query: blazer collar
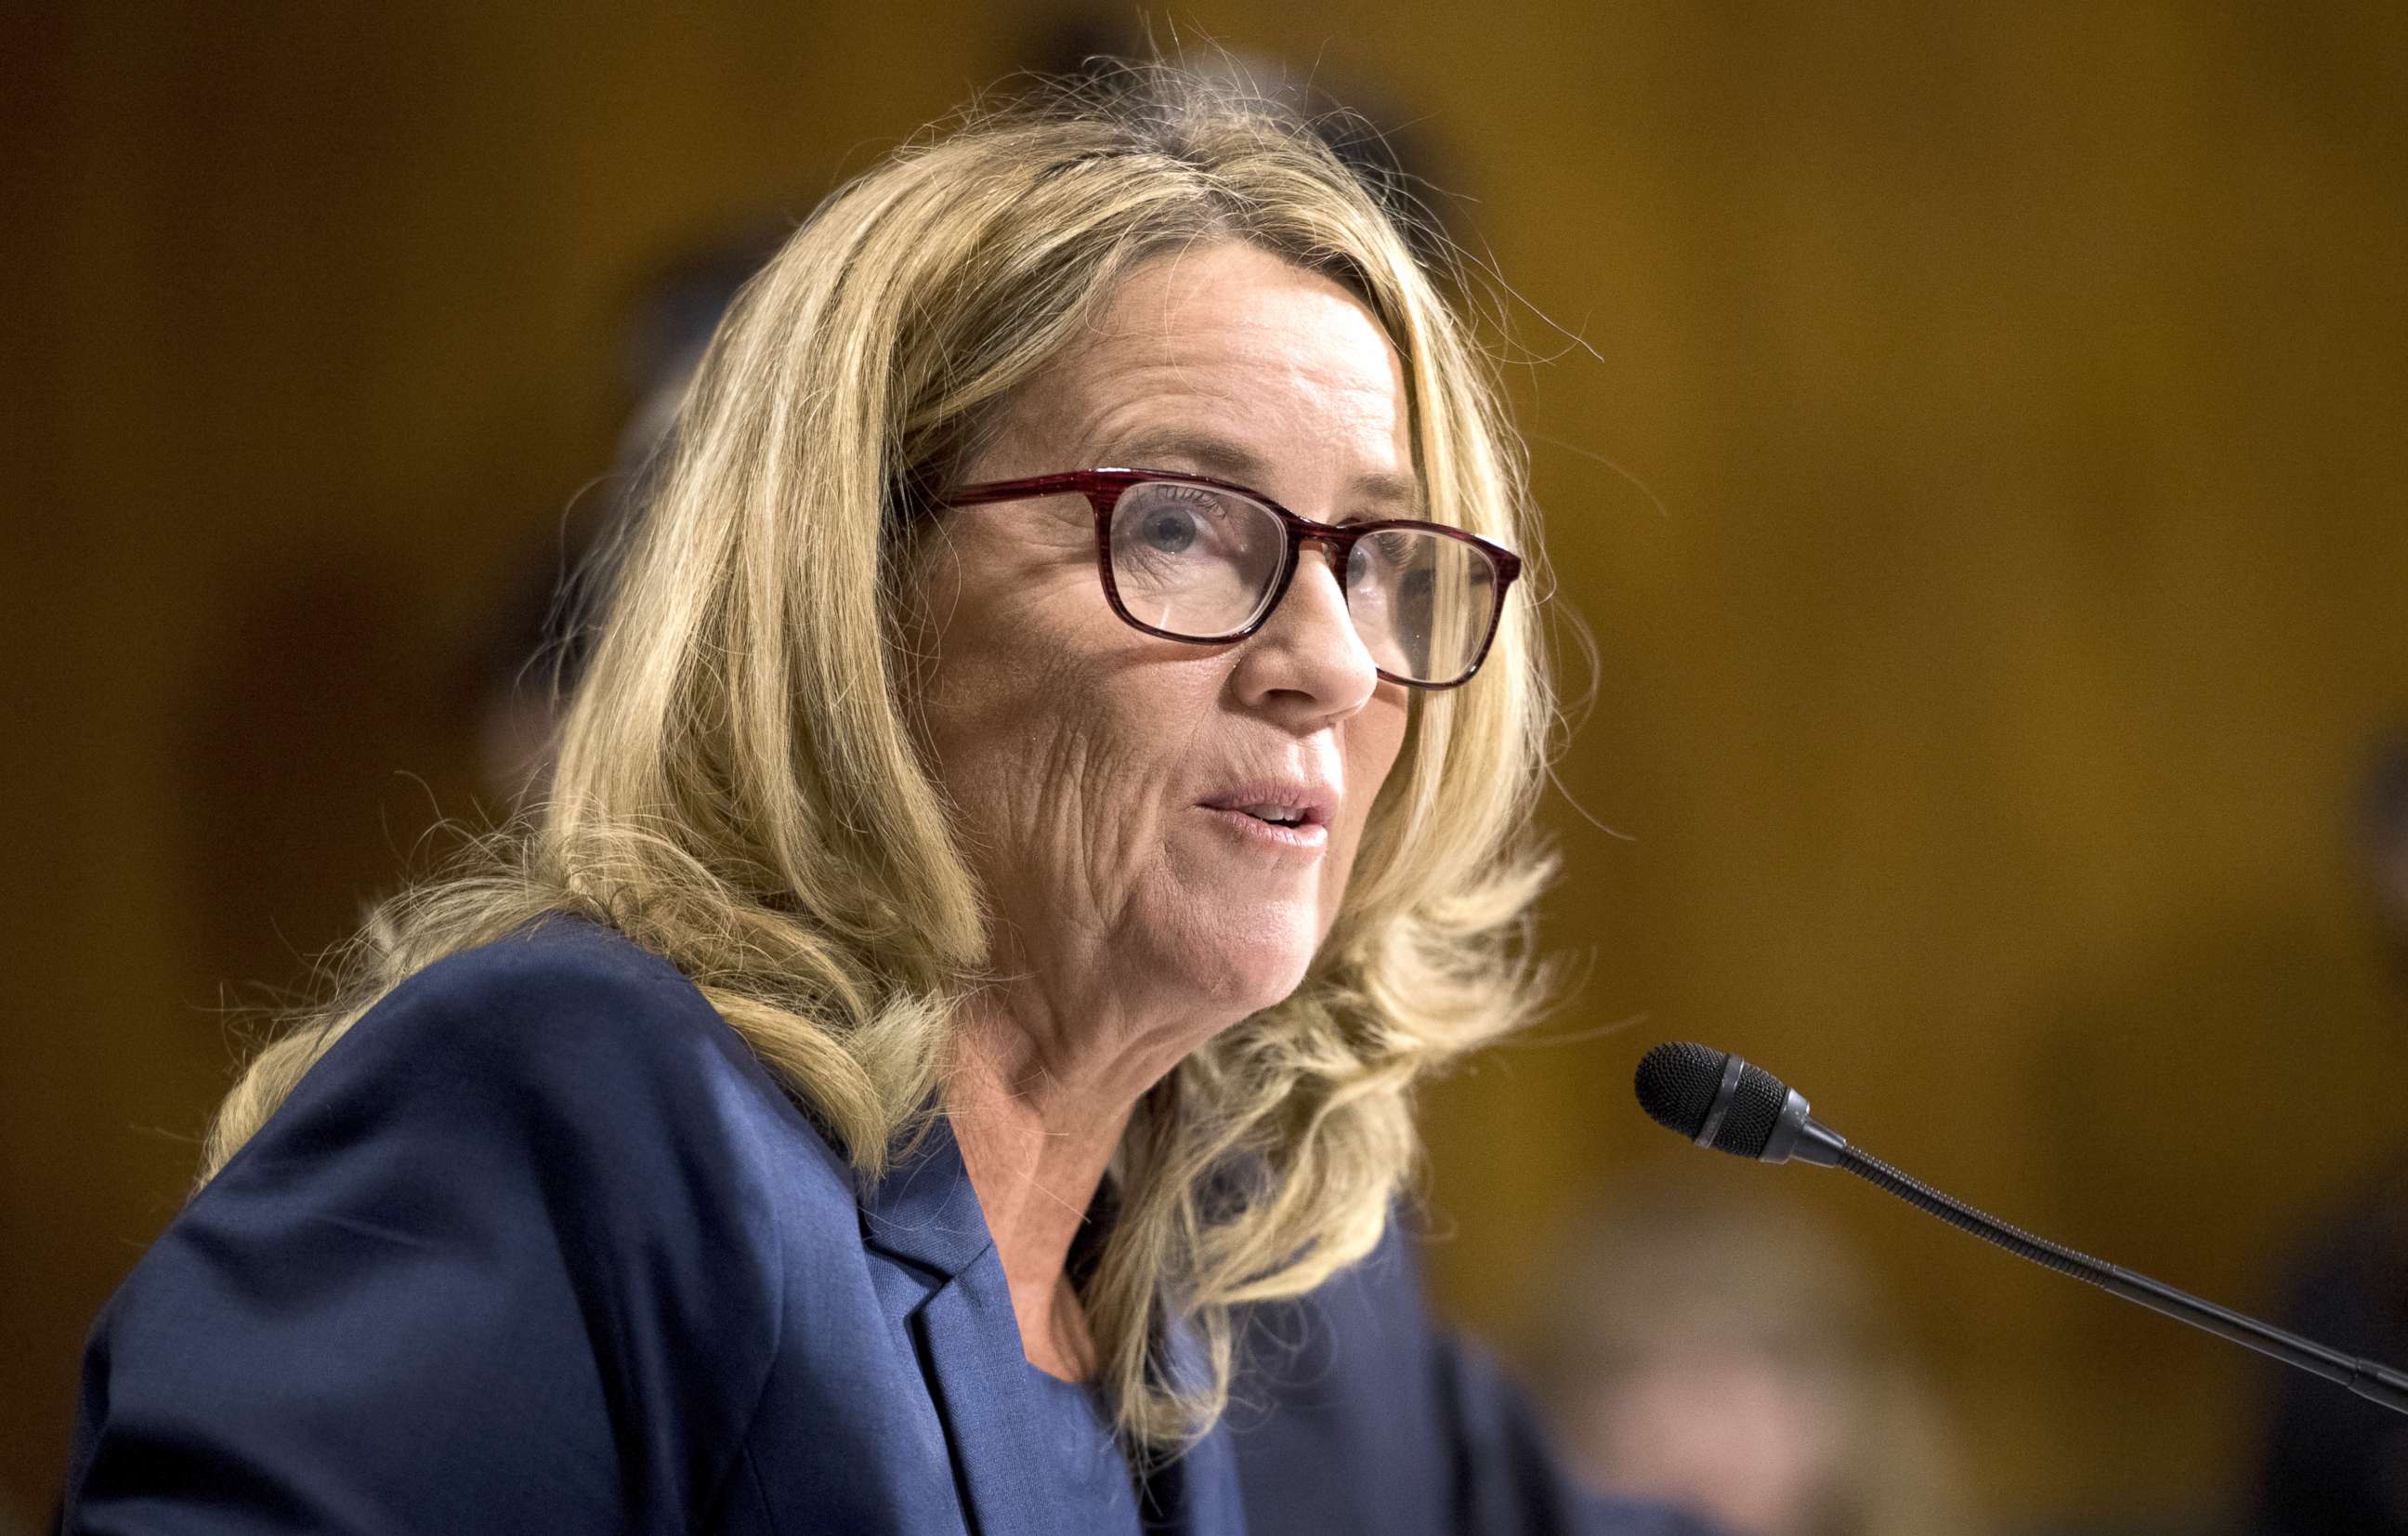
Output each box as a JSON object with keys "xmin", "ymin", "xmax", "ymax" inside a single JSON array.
[
  {"xmin": 855, "ymin": 1109, "xmax": 1248, "ymax": 1536},
  {"xmin": 858, "ymin": 1109, "xmax": 995, "ymax": 1279},
  {"xmin": 855, "ymin": 1112, "xmax": 1067, "ymax": 1536}
]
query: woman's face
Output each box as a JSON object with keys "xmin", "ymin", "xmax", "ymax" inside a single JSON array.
[{"xmin": 910, "ymin": 241, "xmax": 1415, "ymax": 1057}]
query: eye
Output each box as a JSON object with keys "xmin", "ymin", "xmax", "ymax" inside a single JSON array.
[
  {"xmin": 1140, "ymin": 505, "xmax": 1197, "ymax": 554},
  {"xmin": 1124, "ymin": 482, "xmax": 1226, "ymax": 558},
  {"xmin": 1349, "ymin": 529, "xmax": 1414, "ymax": 577}
]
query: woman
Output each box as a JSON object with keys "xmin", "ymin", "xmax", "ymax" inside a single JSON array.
[{"xmin": 64, "ymin": 70, "xmax": 1713, "ymax": 1535}]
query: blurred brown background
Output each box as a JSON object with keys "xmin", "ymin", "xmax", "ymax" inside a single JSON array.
[{"xmin": 7, "ymin": 2, "xmax": 2406, "ymax": 1529}]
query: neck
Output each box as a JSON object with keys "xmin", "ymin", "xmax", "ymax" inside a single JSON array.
[{"xmin": 942, "ymin": 989, "xmax": 1204, "ymax": 1383}]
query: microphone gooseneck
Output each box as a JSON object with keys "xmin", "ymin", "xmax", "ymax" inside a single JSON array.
[{"xmin": 1632, "ymin": 1040, "xmax": 2408, "ymax": 1418}]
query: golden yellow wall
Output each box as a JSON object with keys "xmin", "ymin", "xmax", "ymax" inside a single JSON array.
[{"xmin": 8, "ymin": 4, "xmax": 2405, "ymax": 1526}]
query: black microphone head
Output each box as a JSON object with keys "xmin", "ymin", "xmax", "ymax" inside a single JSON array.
[
  {"xmin": 1634, "ymin": 1041, "xmax": 1792, "ymax": 1159},
  {"xmin": 1633, "ymin": 1041, "xmax": 1727, "ymax": 1136}
]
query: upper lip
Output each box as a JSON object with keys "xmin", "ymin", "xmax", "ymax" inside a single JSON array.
[{"xmin": 1198, "ymin": 779, "xmax": 1338, "ymax": 827}]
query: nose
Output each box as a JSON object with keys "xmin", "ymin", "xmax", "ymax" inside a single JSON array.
[{"xmin": 1230, "ymin": 541, "xmax": 1382, "ymax": 721}]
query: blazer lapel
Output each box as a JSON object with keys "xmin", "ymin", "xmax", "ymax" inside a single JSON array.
[{"xmin": 858, "ymin": 1113, "xmax": 1058, "ymax": 1536}]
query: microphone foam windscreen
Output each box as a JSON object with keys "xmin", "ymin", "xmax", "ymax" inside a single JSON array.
[{"xmin": 1633, "ymin": 1042, "xmax": 1728, "ymax": 1137}]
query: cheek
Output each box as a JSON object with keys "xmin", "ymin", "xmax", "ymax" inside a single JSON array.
[
  {"xmin": 1326, "ymin": 694, "xmax": 1413, "ymax": 888},
  {"xmin": 911, "ymin": 549, "xmax": 1092, "ymax": 824},
  {"xmin": 1357, "ymin": 692, "xmax": 1411, "ymax": 785},
  {"xmin": 919, "ymin": 624, "xmax": 1214, "ymax": 899},
  {"xmin": 923, "ymin": 649, "xmax": 1095, "ymax": 847}
]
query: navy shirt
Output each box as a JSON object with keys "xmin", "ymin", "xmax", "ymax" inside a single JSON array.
[{"xmin": 64, "ymin": 913, "xmax": 1717, "ymax": 1535}]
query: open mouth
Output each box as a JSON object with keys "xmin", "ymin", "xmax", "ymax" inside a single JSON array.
[
  {"xmin": 1198, "ymin": 796, "xmax": 1330, "ymax": 850},
  {"xmin": 1197, "ymin": 784, "xmax": 1333, "ymax": 847}
]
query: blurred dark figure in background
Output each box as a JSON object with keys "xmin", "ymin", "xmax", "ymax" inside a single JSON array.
[
  {"xmin": 2243, "ymin": 728, "xmax": 2408, "ymax": 1534},
  {"xmin": 1524, "ymin": 1175, "xmax": 1986, "ymax": 1536},
  {"xmin": 458, "ymin": 226, "xmax": 785, "ymax": 807}
]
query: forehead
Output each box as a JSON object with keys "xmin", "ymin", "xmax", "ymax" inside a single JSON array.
[{"xmin": 1003, "ymin": 242, "xmax": 1418, "ymax": 505}]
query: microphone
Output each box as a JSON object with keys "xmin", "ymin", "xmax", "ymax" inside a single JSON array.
[{"xmin": 1632, "ymin": 1040, "xmax": 2408, "ymax": 1417}]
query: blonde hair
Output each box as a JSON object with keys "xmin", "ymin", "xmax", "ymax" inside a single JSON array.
[{"xmin": 203, "ymin": 65, "xmax": 1558, "ymax": 1453}]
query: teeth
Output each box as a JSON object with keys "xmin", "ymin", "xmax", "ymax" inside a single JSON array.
[{"xmin": 1243, "ymin": 803, "xmax": 1302, "ymax": 824}]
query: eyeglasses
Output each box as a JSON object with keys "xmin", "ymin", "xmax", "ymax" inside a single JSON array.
[{"xmin": 935, "ymin": 468, "xmax": 1523, "ymax": 689}]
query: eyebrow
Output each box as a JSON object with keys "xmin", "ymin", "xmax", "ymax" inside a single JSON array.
[{"xmin": 1100, "ymin": 427, "xmax": 1426, "ymax": 518}]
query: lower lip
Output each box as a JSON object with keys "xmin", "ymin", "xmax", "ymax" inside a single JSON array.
[{"xmin": 1200, "ymin": 807, "xmax": 1328, "ymax": 854}]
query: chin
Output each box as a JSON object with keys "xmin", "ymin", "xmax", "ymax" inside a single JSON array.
[
  {"xmin": 1185, "ymin": 922, "xmax": 1323, "ymax": 1018},
  {"xmin": 1229, "ymin": 957, "xmax": 1315, "ymax": 1017},
  {"xmin": 1137, "ymin": 877, "xmax": 1333, "ymax": 1019}
]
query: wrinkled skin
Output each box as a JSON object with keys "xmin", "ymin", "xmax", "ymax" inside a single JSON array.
[
  {"xmin": 911, "ymin": 239, "xmax": 1415, "ymax": 1099},
  {"xmin": 906, "ymin": 240, "xmax": 1419, "ymax": 1378}
]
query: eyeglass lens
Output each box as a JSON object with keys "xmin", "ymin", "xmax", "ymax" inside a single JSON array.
[{"xmin": 1106, "ymin": 480, "xmax": 1498, "ymax": 686}]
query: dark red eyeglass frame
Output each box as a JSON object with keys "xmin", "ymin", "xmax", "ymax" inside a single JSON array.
[{"xmin": 934, "ymin": 467, "xmax": 1524, "ymax": 690}]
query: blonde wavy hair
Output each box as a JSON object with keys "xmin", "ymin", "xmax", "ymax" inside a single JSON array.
[{"xmin": 203, "ymin": 66, "xmax": 1559, "ymax": 1452}]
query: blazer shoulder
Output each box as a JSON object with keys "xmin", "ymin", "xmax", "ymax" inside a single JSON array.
[
  {"xmin": 73, "ymin": 912, "xmax": 846, "ymax": 1531},
  {"xmin": 214, "ymin": 911, "xmax": 857, "ymax": 1222},
  {"xmin": 351, "ymin": 914, "xmax": 779, "ymax": 1105},
  {"xmin": 372, "ymin": 910, "xmax": 741, "ymax": 1073}
]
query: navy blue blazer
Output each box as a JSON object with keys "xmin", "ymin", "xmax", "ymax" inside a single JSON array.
[{"xmin": 66, "ymin": 913, "xmax": 1715, "ymax": 1535}]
